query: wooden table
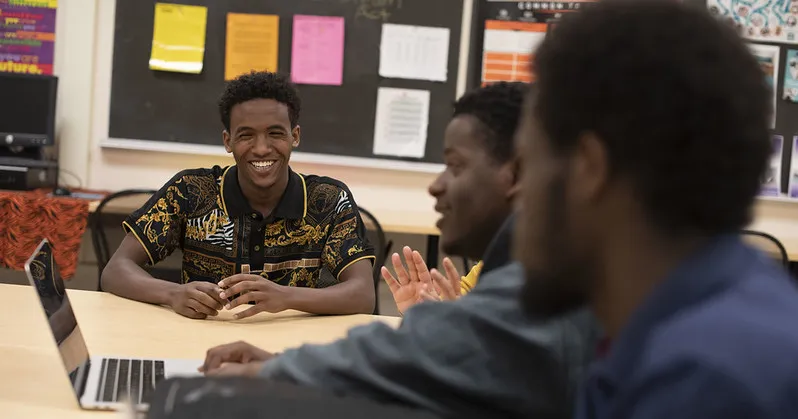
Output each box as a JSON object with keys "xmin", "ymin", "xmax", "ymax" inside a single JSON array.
[
  {"xmin": 748, "ymin": 218, "xmax": 798, "ymax": 261},
  {"xmin": 0, "ymin": 284, "xmax": 400, "ymax": 418}
]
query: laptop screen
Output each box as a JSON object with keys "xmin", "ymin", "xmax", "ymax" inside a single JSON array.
[{"xmin": 25, "ymin": 239, "xmax": 91, "ymax": 400}]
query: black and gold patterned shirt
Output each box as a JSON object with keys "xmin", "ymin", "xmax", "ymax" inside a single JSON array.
[{"xmin": 123, "ymin": 165, "xmax": 375, "ymax": 288}]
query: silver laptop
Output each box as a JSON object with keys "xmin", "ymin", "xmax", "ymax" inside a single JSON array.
[{"xmin": 25, "ymin": 238, "xmax": 201, "ymax": 411}]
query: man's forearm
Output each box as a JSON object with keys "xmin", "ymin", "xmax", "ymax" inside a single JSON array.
[
  {"xmin": 102, "ymin": 260, "xmax": 179, "ymax": 306},
  {"xmin": 282, "ymin": 281, "xmax": 374, "ymax": 315}
]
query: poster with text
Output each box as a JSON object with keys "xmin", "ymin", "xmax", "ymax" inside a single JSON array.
[
  {"xmin": 762, "ymin": 135, "xmax": 784, "ymax": 196},
  {"xmin": 749, "ymin": 43, "xmax": 780, "ymax": 129},
  {"xmin": 0, "ymin": 0, "xmax": 57, "ymax": 75},
  {"xmin": 481, "ymin": 21, "xmax": 546, "ymax": 86},
  {"xmin": 783, "ymin": 49, "xmax": 798, "ymax": 102},
  {"xmin": 479, "ymin": 1, "xmax": 595, "ymax": 87},
  {"xmin": 708, "ymin": 0, "xmax": 798, "ymax": 44}
]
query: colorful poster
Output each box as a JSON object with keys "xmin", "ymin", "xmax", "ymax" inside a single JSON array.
[
  {"xmin": 790, "ymin": 136, "xmax": 798, "ymax": 198},
  {"xmin": 749, "ymin": 43, "xmax": 780, "ymax": 129},
  {"xmin": 708, "ymin": 0, "xmax": 798, "ymax": 44},
  {"xmin": 0, "ymin": 0, "xmax": 57, "ymax": 75},
  {"xmin": 149, "ymin": 3, "xmax": 208, "ymax": 74},
  {"xmin": 481, "ymin": 21, "xmax": 546, "ymax": 86},
  {"xmin": 479, "ymin": 1, "xmax": 595, "ymax": 87},
  {"xmin": 783, "ymin": 49, "xmax": 798, "ymax": 102},
  {"xmin": 225, "ymin": 13, "xmax": 279, "ymax": 80},
  {"xmin": 762, "ymin": 135, "xmax": 784, "ymax": 196},
  {"xmin": 290, "ymin": 15, "xmax": 345, "ymax": 86}
]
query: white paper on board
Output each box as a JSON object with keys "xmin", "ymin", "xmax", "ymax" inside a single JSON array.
[
  {"xmin": 748, "ymin": 43, "xmax": 780, "ymax": 129},
  {"xmin": 379, "ymin": 23, "xmax": 450, "ymax": 82},
  {"xmin": 373, "ymin": 87, "xmax": 430, "ymax": 159}
]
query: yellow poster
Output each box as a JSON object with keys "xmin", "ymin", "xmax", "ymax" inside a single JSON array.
[
  {"xmin": 149, "ymin": 3, "xmax": 208, "ymax": 74},
  {"xmin": 225, "ymin": 13, "xmax": 279, "ymax": 80}
]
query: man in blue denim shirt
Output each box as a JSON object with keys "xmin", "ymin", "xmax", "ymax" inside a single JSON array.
[{"xmin": 513, "ymin": 1, "xmax": 798, "ymax": 418}]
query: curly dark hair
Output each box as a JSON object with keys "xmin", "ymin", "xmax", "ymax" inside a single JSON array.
[
  {"xmin": 218, "ymin": 71, "xmax": 301, "ymax": 131},
  {"xmin": 533, "ymin": 0, "xmax": 772, "ymax": 235},
  {"xmin": 453, "ymin": 81, "xmax": 530, "ymax": 163}
]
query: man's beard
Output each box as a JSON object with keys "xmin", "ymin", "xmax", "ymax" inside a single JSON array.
[{"xmin": 520, "ymin": 174, "xmax": 592, "ymax": 320}]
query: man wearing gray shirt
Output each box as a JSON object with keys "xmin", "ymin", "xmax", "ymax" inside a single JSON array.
[{"xmin": 200, "ymin": 217, "xmax": 598, "ymax": 419}]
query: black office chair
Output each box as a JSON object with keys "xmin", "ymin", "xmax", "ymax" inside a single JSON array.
[
  {"xmin": 91, "ymin": 189, "xmax": 181, "ymax": 291},
  {"xmin": 462, "ymin": 257, "xmax": 474, "ymax": 274},
  {"xmin": 740, "ymin": 229, "xmax": 789, "ymax": 269},
  {"xmin": 358, "ymin": 207, "xmax": 389, "ymax": 315}
]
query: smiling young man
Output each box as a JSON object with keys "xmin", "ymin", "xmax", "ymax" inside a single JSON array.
[
  {"xmin": 515, "ymin": 2, "xmax": 798, "ymax": 418},
  {"xmin": 102, "ymin": 72, "xmax": 376, "ymax": 318},
  {"xmin": 382, "ymin": 82, "xmax": 526, "ymax": 313}
]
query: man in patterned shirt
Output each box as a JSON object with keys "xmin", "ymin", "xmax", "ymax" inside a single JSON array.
[{"xmin": 102, "ymin": 72, "xmax": 376, "ymax": 319}]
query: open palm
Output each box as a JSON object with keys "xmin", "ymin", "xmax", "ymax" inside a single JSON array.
[{"xmin": 380, "ymin": 247, "xmax": 433, "ymax": 314}]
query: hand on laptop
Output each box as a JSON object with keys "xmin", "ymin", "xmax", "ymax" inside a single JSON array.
[
  {"xmin": 199, "ymin": 340, "xmax": 276, "ymax": 376},
  {"xmin": 168, "ymin": 282, "xmax": 226, "ymax": 319},
  {"xmin": 204, "ymin": 361, "xmax": 265, "ymax": 377},
  {"xmin": 218, "ymin": 274, "xmax": 288, "ymax": 319}
]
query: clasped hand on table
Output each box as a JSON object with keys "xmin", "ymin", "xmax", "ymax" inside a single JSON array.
[{"xmin": 167, "ymin": 274, "xmax": 287, "ymax": 320}]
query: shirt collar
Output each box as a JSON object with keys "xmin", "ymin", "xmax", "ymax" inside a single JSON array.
[
  {"xmin": 220, "ymin": 165, "xmax": 307, "ymax": 220},
  {"xmin": 597, "ymin": 234, "xmax": 760, "ymax": 383}
]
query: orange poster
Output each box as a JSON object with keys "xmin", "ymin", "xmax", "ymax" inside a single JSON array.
[
  {"xmin": 225, "ymin": 13, "xmax": 279, "ymax": 80},
  {"xmin": 481, "ymin": 20, "xmax": 547, "ymax": 86}
]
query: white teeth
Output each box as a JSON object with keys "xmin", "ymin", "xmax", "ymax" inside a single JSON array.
[{"xmin": 250, "ymin": 161, "xmax": 275, "ymax": 169}]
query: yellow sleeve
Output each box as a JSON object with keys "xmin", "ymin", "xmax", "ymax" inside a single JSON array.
[{"xmin": 460, "ymin": 261, "xmax": 483, "ymax": 295}]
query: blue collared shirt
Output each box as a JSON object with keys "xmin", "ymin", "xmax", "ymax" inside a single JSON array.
[{"xmin": 578, "ymin": 235, "xmax": 798, "ymax": 419}]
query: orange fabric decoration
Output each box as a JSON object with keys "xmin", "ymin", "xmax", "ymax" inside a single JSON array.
[{"xmin": 0, "ymin": 189, "xmax": 91, "ymax": 279}]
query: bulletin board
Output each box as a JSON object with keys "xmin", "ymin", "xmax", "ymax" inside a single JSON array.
[
  {"xmin": 698, "ymin": 0, "xmax": 798, "ymax": 197},
  {"xmin": 470, "ymin": 0, "xmax": 798, "ymax": 198},
  {"xmin": 107, "ymin": 0, "xmax": 466, "ymax": 165}
]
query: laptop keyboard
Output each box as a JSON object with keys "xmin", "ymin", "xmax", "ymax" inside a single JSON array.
[{"xmin": 95, "ymin": 358, "xmax": 166, "ymax": 404}]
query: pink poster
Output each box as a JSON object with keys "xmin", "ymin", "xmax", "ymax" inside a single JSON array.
[{"xmin": 290, "ymin": 15, "xmax": 345, "ymax": 86}]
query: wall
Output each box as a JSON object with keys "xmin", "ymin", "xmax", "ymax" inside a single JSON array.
[
  {"xmin": 52, "ymin": 0, "xmax": 96, "ymax": 183},
  {"xmin": 52, "ymin": 0, "xmax": 798, "ymax": 260}
]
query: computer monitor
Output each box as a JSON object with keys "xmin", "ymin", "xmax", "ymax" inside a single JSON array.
[{"xmin": 0, "ymin": 73, "xmax": 57, "ymax": 147}]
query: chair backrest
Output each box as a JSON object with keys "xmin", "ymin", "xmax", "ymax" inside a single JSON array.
[
  {"xmin": 91, "ymin": 189, "xmax": 157, "ymax": 290},
  {"xmin": 358, "ymin": 207, "xmax": 389, "ymax": 315},
  {"xmin": 740, "ymin": 229, "xmax": 789, "ymax": 269}
]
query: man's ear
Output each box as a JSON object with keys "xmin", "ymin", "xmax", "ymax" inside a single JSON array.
[
  {"xmin": 292, "ymin": 125, "xmax": 301, "ymax": 148},
  {"xmin": 223, "ymin": 130, "xmax": 232, "ymax": 153},
  {"xmin": 505, "ymin": 157, "xmax": 522, "ymax": 200},
  {"xmin": 569, "ymin": 132, "xmax": 609, "ymax": 205}
]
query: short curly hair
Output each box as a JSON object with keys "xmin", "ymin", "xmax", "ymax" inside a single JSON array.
[
  {"xmin": 218, "ymin": 71, "xmax": 301, "ymax": 131},
  {"xmin": 533, "ymin": 0, "xmax": 771, "ymax": 235},
  {"xmin": 453, "ymin": 81, "xmax": 529, "ymax": 163}
]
